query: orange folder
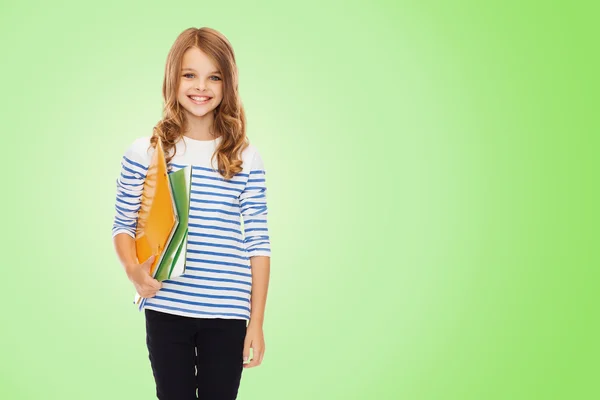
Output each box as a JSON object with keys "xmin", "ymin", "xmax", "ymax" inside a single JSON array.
[{"xmin": 133, "ymin": 138, "xmax": 178, "ymax": 305}]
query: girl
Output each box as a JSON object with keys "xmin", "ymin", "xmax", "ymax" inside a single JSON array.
[{"xmin": 112, "ymin": 27, "xmax": 271, "ymax": 400}]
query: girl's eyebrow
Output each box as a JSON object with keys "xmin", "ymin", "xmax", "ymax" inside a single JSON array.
[{"xmin": 182, "ymin": 67, "xmax": 221, "ymax": 74}]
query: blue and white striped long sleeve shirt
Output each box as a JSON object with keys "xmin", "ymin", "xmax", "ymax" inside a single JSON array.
[{"xmin": 112, "ymin": 135, "xmax": 271, "ymax": 320}]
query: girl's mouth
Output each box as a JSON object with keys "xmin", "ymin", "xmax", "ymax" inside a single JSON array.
[{"xmin": 188, "ymin": 95, "xmax": 212, "ymax": 105}]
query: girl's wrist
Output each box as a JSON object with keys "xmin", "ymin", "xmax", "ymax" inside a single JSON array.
[
  {"xmin": 248, "ymin": 316, "xmax": 264, "ymax": 328},
  {"xmin": 124, "ymin": 262, "xmax": 139, "ymax": 279}
]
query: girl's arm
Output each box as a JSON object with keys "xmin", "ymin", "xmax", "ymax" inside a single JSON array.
[
  {"xmin": 113, "ymin": 233, "xmax": 139, "ymax": 278},
  {"xmin": 239, "ymin": 149, "xmax": 272, "ymax": 325},
  {"xmin": 249, "ymin": 255, "xmax": 270, "ymax": 327},
  {"xmin": 112, "ymin": 140, "xmax": 146, "ymax": 278},
  {"xmin": 114, "ymin": 233, "xmax": 161, "ymax": 296}
]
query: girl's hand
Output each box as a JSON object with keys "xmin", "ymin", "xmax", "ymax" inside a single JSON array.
[
  {"xmin": 127, "ymin": 255, "xmax": 163, "ymax": 298},
  {"xmin": 243, "ymin": 323, "xmax": 265, "ymax": 368}
]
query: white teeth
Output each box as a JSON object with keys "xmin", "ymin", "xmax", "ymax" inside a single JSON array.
[{"xmin": 190, "ymin": 96, "xmax": 210, "ymax": 101}]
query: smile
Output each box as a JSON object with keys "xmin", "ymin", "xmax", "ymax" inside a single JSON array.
[{"xmin": 188, "ymin": 95, "xmax": 212, "ymax": 105}]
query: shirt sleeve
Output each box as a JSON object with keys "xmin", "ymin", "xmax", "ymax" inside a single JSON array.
[
  {"xmin": 112, "ymin": 140, "xmax": 149, "ymax": 239},
  {"xmin": 239, "ymin": 150, "xmax": 272, "ymax": 258}
]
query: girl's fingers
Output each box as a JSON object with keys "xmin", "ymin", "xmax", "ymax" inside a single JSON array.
[
  {"xmin": 244, "ymin": 350, "xmax": 263, "ymax": 368},
  {"xmin": 150, "ymin": 280, "xmax": 162, "ymax": 290},
  {"xmin": 242, "ymin": 343, "xmax": 251, "ymax": 364},
  {"xmin": 145, "ymin": 277, "xmax": 162, "ymax": 290}
]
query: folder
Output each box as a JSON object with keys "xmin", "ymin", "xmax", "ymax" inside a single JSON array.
[
  {"xmin": 133, "ymin": 138, "xmax": 179, "ymax": 306},
  {"xmin": 153, "ymin": 165, "xmax": 192, "ymax": 282}
]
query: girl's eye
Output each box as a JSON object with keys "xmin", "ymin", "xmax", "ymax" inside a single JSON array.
[{"xmin": 182, "ymin": 74, "xmax": 220, "ymax": 81}]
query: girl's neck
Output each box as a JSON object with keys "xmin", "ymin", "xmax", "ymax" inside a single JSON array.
[{"xmin": 183, "ymin": 112, "xmax": 218, "ymax": 141}]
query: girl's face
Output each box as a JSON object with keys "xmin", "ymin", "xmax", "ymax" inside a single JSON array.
[{"xmin": 177, "ymin": 47, "xmax": 223, "ymax": 119}]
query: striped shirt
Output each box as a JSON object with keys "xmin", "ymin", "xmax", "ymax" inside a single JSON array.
[{"xmin": 112, "ymin": 135, "xmax": 271, "ymax": 320}]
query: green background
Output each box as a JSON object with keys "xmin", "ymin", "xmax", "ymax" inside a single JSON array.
[{"xmin": 1, "ymin": 1, "xmax": 597, "ymax": 399}]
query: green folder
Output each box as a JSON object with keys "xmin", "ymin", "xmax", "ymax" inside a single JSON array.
[{"xmin": 152, "ymin": 166, "xmax": 192, "ymax": 281}]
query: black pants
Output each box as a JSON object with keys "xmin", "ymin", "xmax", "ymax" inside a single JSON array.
[{"xmin": 145, "ymin": 308, "xmax": 247, "ymax": 400}]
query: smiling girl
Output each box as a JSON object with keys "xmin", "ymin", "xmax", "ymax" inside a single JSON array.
[{"xmin": 112, "ymin": 27, "xmax": 271, "ymax": 399}]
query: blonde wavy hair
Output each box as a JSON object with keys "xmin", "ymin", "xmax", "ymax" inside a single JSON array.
[{"xmin": 148, "ymin": 27, "xmax": 248, "ymax": 180}]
